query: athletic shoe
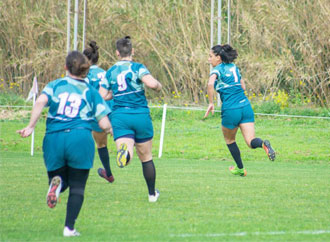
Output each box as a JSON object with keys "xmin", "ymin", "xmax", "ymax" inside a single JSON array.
[
  {"xmin": 263, "ymin": 140, "xmax": 276, "ymax": 161},
  {"xmin": 46, "ymin": 176, "xmax": 62, "ymax": 208},
  {"xmin": 97, "ymin": 168, "xmax": 114, "ymax": 183},
  {"xmin": 63, "ymin": 226, "xmax": 81, "ymax": 237},
  {"xmin": 117, "ymin": 143, "xmax": 128, "ymax": 168},
  {"xmin": 148, "ymin": 189, "xmax": 160, "ymax": 202},
  {"xmin": 229, "ymin": 165, "xmax": 247, "ymax": 177}
]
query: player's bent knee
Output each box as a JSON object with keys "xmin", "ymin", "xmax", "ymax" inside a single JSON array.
[{"xmin": 69, "ymin": 187, "xmax": 85, "ymax": 196}]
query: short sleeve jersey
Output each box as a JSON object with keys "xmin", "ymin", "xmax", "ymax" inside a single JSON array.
[
  {"xmin": 42, "ymin": 76, "xmax": 111, "ymax": 133},
  {"xmin": 101, "ymin": 60, "xmax": 150, "ymax": 114},
  {"xmin": 210, "ymin": 63, "xmax": 249, "ymax": 110}
]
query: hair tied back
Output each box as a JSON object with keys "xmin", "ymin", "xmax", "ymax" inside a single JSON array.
[{"xmin": 89, "ymin": 41, "xmax": 99, "ymax": 52}]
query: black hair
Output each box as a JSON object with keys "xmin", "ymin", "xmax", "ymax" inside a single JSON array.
[
  {"xmin": 66, "ymin": 51, "xmax": 90, "ymax": 78},
  {"xmin": 116, "ymin": 36, "xmax": 132, "ymax": 57},
  {"xmin": 83, "ymin": 40, "xmax": 99, "ymax": 64},
  {"xmin": 211, "ymin": 44, "xmax": 238, "ymax": 63}
]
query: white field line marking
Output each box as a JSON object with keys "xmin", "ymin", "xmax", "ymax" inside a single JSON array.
[{"xmin": 170, "ymin": 230, "xmax": 330, "ymax": 238}]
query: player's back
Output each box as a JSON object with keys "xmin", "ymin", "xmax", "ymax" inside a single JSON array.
[
  {"xmin": 212, "ymin": 63, "xmax": 249, "ymax": 110},
  {"xmin": 87, "ymin": 65, "xmax": 106, "ymax": 90},
  {"xmin": 42, "ymin": 76, "xmax": 109, "ymax": 133},
  {"xmin": 105, "ymin": 60, "xmax": 150, "ymax": 113}
]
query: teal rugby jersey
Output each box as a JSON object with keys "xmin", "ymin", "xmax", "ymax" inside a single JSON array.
[
  {"xmin": 86, "ymin": 65, "xmax": 113, "ymax": 109},
  {"xmin": 86, "ymin": 65, "xmax": 106, "ymax": 90},
  {"xmin": 211, "ymin": 63, "xmax": 249, "ymax": 110},
  {"xmin": 42, "ymin": 76, "xmax": 111, "ymax": 133},
  {"xmin": 101, "ymin": 60, "xmax": 150, "ymax": 114}
]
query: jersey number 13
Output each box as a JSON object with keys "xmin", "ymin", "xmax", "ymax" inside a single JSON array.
[{"xmin": 57, "ymin": 92, "xmax": 82, "ymax": 118}]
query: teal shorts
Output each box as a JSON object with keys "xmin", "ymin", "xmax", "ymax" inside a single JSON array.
[
  {"xmin": 110, "ymin": 112, "xmax": 153, "ymax": 142},
  {"xmin": 43, "ymin": 128, "xmax": 95, "ymax": 171},
  {"xmin": 221, "ymin": 104, "xmax": 255, "ymax": 129}
]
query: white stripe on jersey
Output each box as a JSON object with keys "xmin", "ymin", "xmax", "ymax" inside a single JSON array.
[
  {"xmin": 218, "ymin": 83, "xmax": 242, "ymax": 89},
  {"xmin": 114, "ymin": 90, "xmax": 144, "ymax": 97}
]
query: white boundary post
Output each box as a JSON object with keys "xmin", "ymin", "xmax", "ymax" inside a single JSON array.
[
  {"xmin": 158, "ymin": 104, "xmax": 167, "ymax": 158},
  {"xmin": 30, "ymin": 92, "xmax": 36, "ymax": 156},
  {"xmin": 82, "ymin": 0, "xmax": 87, "ymax": 51},
  {"xmin": 73, "ymin": 0, "xmax": 79, "ymax": 50},
  {"xmin": 217, "ymin": 0, "xmax": 222, "ymax": 45},
  {"xmin": 66, "ymin": 0, "xmax": 71, "ymax": 53},
  {"xmin": 29, "ymin": 76, "xmax": 38, "ymax": 156},
  {"xmin": 227, "ymin": 0, "xmax": 231, "ymax": 44},
  {"xmin": 216, "ymin": 0, "xmax": 222, "ymax": 107},
  {"xmin": 210, "ymin": 0, "xmax": 215, "ymax": 73}
]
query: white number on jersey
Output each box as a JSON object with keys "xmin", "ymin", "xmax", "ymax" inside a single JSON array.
[
  {"xmin": 117, "ymin": 73, "xmax": 127, "ymax": 91},
  {"xmin": 97, "ymin": 72, "xmax": 106, "ymax": 81},
  {"xmin": 229, "ymin": 67, "xmax": 239, "ymax": 83},
  {"xmin": 57, "ymin": 92, "xmax": 82, "ymax": 118}
]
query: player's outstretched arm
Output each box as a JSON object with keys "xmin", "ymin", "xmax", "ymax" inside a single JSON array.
[
  {"xmin": 204, "ymin": 74, "xmax": 217, "ymax": 118},
  {"xmin": 17, "ymin": 94, "xmax": 48, "ymax": 137},
  {"xmin": 141, "ymin": 74, "xmax": 162, "ymax": 92}
]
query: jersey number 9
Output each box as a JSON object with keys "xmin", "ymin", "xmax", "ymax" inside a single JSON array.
[{"xmin": 117, "ymin": 73, "xmax": 128, "ymax": 91}]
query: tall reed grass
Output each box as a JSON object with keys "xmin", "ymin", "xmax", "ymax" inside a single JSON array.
[{"xmin": 0, "ymin": 0, "xmax": 329, "ymax": 106}]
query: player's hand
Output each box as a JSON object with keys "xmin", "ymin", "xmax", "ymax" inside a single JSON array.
[
  {"xmin": 16, "ymin": 127, "xmax": 34, "ymax": 138},
  {"xmin": 204, "ymin": 103, "xmax": 214, "ymax": 118}
]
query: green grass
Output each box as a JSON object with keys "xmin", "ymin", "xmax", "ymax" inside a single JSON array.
[
  {"xmin": 1, "ymin": 154, "xmax": 329, "ymax": 241},
  {"xmin": 0, "ymin": 109, "xmax": 330, "ymax": 241}
]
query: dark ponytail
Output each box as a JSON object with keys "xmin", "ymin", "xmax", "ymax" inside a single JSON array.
[
  {"xmin": 66, "ymin": 51, "xmax": 90, "ymax": 78},
  {"xmin": 211, "ymin": 44, "xmax": 238, "ymax": 63},
  {"xmin": 83, "ymin": 40, "xmax": 99, "ymax": 64}
]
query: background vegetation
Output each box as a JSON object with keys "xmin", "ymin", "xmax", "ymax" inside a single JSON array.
[{"xmin": 0, "ymin": 0, "xmax": 329, "ymax": 107}]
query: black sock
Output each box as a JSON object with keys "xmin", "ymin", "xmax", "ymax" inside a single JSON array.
[
  {"xmin": 142, "ymin": 160, "xmax": 156, "ymax": 196},
  {"xmin": 227, "ymin": 142, "xmax": 244, "ymax": 169},
  {"xmin": 251, "ymin": 138, "xmax": 263, "ymax": 149},
  {"xmin": 98, "ymin": 147, "xmax": 112, "ymax": 177},
  {"xmin": 65, "ymin": 168, "xmax": 89, "ymax": 230}
]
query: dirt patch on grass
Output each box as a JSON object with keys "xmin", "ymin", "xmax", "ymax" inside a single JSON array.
[{"xmin": 0, "ymin": 109, "xmax": 30, "ymax": 120}]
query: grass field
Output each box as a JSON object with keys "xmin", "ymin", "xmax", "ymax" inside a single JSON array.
[{"xmin": 0, "ymin": 108, "xmax": 329, "ymax": 241}]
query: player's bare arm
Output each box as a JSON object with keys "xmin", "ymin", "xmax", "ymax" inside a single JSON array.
[
  {"xmin": 204, "ymin": 74, "xmax": 217, "ymax": 118},
  {"xmin": 17, "ymin": 94, "xmax": 48, "ymax": 137},
  {"xmin": 141, "ymin": 74, "xmax": 162, "ymax": 92},
  {"xmin": 99, "ymin": 86, "xmax": 110, "ymax": 100}
]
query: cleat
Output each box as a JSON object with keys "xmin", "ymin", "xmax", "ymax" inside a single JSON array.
[
  {"xmin": 117, "ymin": 143, "xmax": 128, "ymax": 168},
  {"xmin": 148, "ymin": 189, "xmax": 160, "ymax": 202},
  {"xmin": 263, "ymin": 140, "xmax": 276, "ymax": 161},
  {"xmin": 229, "ymin": 165, "xmax": 247, "ymax": 177},
  {"xmin": 47, "ymin": 176, "xmax": 62, "ymax": 208},
  {"xmin": 63, "ymin": 226, "xmax": 80, "ymax": 237},
  {"xmin": 97, "ymin": 168, "xmax": 114, "ymax": 183}
]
